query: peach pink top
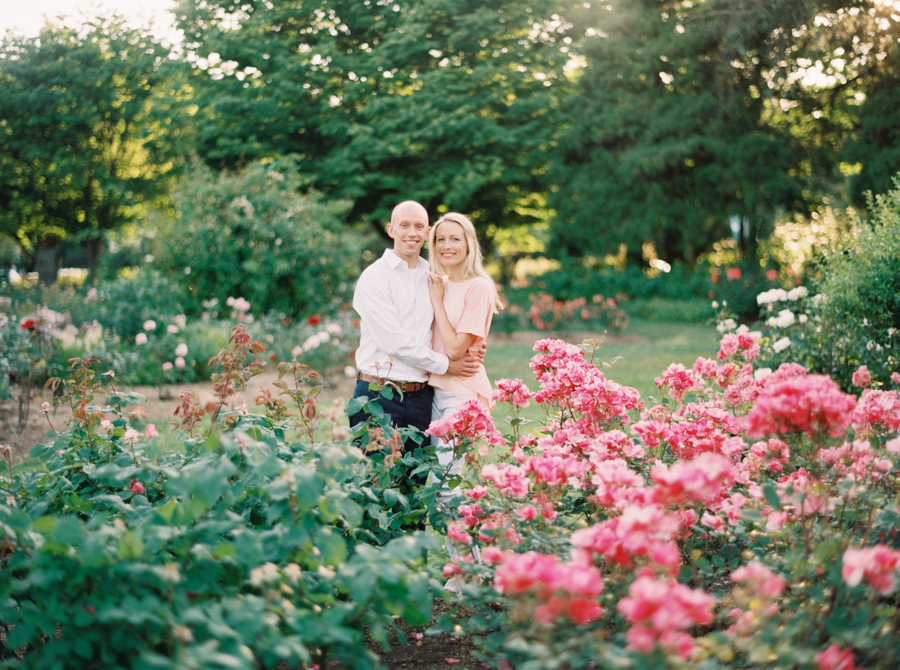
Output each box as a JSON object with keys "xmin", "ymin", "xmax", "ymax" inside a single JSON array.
[{"xmin": 429, "ymin": 276, "xmax": 495, "ymax": 408}]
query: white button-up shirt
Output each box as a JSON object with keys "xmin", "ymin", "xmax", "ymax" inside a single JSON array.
[{"xmin": 353, "ymin": 249, "xmax": 450, "ymax": 382}]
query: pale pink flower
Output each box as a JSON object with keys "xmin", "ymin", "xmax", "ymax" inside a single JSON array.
[
  {"xmin": 135, "ymin": 332, "xmax": 148, "ymax": 345},
  {"xmin": 175, "ymin": 357, "xmax": 186, "ymax": 369},
  {"xmin": 842, "ymin": 545, "xmax": 900, "ymax": 594},
  {"xmin": 122, "ymin": 428, "xmax": 142, "ymax": 444},
  {"xmin": 493, "ymin": 378, "xmax": 534, "ymax": 407},
  {"xmin": 590, "ymin": 458, "xmax": 645, "ymax": 509},
  {"xmin": 143, "ymin": 320, "xmax": 156, "ymax": 331},
  {"xmin": 815, "ymin": 644, "xmax": 861, "ymax": 670},
  {"xmin": 654, "ymin": 363, "xmax": 700, "ymax": 402},
  {"xmin": 650, "ymin": 453, "xmax": 735, "ymax": 506},
  {"xmin": 744, "ymin": 373, "xmax": 856, "ymax": 438},
  {"xmin": 128, "ymin": 479, "xmax": 146, "ymax": 495},
  {"xmin": 692, "ymin": 357, "xmax": 719, "ymax": 380},
  {"xmin": 463, "ymin": 485, "xmax": 489, "ymax": 500},
  {"xmin": 765, "ymin": 510, "xmax": 788, "ymax": 532},
  {"xmin": 145, "ymin": 424, "xmax": 159, "ymax": 439},
  {"xmin": 167, "ymin": 324, "xmax": 179, "ymax": 334},
  {"xmin": 717, "ymin": 334, "xmax": 740, "ymax": 360},
  {"xmin": 700, "ymin": 513, "xmax": 725, "ymax": 531},
  {"xmin": 851, "ymin": 389, "xmax": 900, "ymax": 434},
  {"xmin": 493, "ymin": 551, "xmax": 604, "ymax": 625},
  {"xmin": 481, "ymin": 546, "xmax": 503, "ymax": 564},
  {"xmin": 731, "ymin": 561, "xmax": 785, "ymax": 597},
  {"xmin": 893, "ymin": 372, "xmax": 900, "ymax": 384},
  {"xmin": 162, "ymin": 362, "xmax": 174, "ymax": 372},
  {"xmin": 514, "ymin": 504, "xmax": 538, "ymax": 521},
  {"xmin": 852, "ymin": 365, "xmax": 871, "ymax": 388},
  {"xmin": 481, "ymin": 463, "xmax": 530, "ymax": 497},
  {"xmin": 617, "ymin": 576, "xmax": 714, "ymax": 660}
]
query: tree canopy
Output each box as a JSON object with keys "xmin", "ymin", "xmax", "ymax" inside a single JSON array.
[
  {"xmin": 174, "ymin": 0, "xmax": 573, "ymax": 236},
  {"xmin": 0, "ymin": 17, "xmax": 188, "ymax": 281},
  {"xmin": 2, "ymin": 1, "xmax": 900, "ymax": 273}
]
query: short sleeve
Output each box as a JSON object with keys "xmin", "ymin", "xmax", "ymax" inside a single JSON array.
[{"xmin": 455, "ymin": 278, "xmax": 494, "ymax": 339}]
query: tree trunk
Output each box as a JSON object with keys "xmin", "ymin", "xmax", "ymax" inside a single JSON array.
[
  {"xmin": 83, "ymin": 235, "xmax": 105, "ymax": 279},
  {"xmin": 35, "ymin": 244, "xmax": 60, "ymax": 284}
]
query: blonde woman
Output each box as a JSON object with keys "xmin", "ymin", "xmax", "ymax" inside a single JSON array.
[{"xmin": 426, "ymin": 213, "xmax": 503, "ymax": 580}]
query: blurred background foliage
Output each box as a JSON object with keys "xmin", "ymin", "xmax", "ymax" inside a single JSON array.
[{"xmin": 0, "ymin": 0, "xmax": 898, "ymax": 334}]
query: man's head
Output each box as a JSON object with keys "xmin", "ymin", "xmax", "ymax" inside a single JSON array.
[{"xmin": 387, "ymin": 200, "xmax": 430, "ymax": 265}]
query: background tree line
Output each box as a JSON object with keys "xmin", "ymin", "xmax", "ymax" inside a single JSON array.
[{"xmin": 1, "ymin": 0, "xmax": 898, "ymax": 282}]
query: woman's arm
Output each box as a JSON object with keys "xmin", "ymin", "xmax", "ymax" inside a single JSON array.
[{"xmin": 428, "ymin": 274, "xmax": 477, "ymax": 360}]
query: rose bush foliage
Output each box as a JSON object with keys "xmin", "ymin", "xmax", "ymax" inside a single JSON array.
[{"xmin": 0, "ymin": 328, "xmax": 453, "ymax": 669}]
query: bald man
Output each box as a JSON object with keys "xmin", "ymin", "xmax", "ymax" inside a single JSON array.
[{"xmin": 348, "ymin": 200, "xmax": 482, "ymax": 450}]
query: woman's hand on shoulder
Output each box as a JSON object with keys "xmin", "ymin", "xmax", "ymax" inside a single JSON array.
[{"xmin": 427, "ymin": 271, "xmax": 445, "ymax": 307}]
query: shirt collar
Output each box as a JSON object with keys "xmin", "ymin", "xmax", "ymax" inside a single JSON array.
[{"xmin": 382, "ymin": 248, "xmax": 428, "ymax": 271}]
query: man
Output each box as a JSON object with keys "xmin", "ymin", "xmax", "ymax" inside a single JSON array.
[{"xmin": 348, "ymin": 200, "xmax": 482, "ymax": 445}]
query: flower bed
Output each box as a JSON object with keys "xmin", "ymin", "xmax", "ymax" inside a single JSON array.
[
  {"xmin": 1, "ymin": 323, "xmax": 898, "ymax": 669},
  {"xmin": 432, "ymin": 336, "xmax": 900, "ymax": 669}
]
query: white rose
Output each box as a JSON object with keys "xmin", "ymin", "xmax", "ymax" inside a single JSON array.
[{"xmin": 773, "ymin": 337, "xmax": 791, "ymax": 353}]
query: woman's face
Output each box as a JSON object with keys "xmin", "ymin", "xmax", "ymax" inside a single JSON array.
[{"xmin": 433, "ymin": 221, "xmax": 468, "ymax": 272}]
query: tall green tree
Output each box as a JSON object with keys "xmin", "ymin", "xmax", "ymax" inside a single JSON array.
[
  {"xmin": 175, "ymin": 0, "xmax": 573, "ymax": 237},
  {"xmin": 549, "ymin": 0, "xmax": 811, "ymax": 264},
  {"xmin": 550, "ymin": 0, "xmax": 900, "ymax": 263},
  {"xmin": 0, "ymin": 17, "xmax": 189, "ymax": 281}
]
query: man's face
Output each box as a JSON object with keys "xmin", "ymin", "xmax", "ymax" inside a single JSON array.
[{"xmin": 387, "ymin": 218, "xmax": 429, "ymax": 262}]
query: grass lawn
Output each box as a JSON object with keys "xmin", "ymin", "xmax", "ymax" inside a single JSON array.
[{"xmin": 485, "ymin": 319, "xmax": 720, "ymax": 433}]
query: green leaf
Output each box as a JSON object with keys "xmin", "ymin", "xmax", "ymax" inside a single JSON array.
[
  {"xmin": 762, "ymin": 482, "xmax": 782, "ymax": 510},
  {"xmin": 345, "ymin": 396, "xmax": 368, "ymax": 417},
  {"xmin": 212, "ymin": 542, "xmax": 236, "ymax": 559},
  {"xmin": 315, "ymin": 528, "xmax": 347, "ymax": 566},
  {"xmin": 118, "ymin": 531, "xmax": 144, "ymax": 559},
  {"xmin": 31, "ymin": 516, "xmax": 57, "ymax": 534},
  {"xmin": 51, "ymin": 517, "xmax": 86, "ymax": 546},
  {"xmin": 366, "ymin": 400, "xmax": 385, "ymax": 420},
  {"xmin": 383, "ymin": 488, "xmax": 400, "ymax": 507}
]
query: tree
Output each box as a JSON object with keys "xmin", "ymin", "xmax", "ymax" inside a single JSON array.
[
  {"xmin": 549, "ymin": 0, "xmax": 810, "ymax": 264},
  {"xmin": 549, "ymin": 0, "xmax": 900, "ymax": 264},
  {"xmin": 0, "ymin": 17, "xmax": 189, "ymax": 282},
  {"xmin": 174, "ymin": 0, "xmax": 573, "ymax": 238}
]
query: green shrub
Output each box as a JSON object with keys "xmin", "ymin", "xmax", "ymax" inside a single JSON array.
[
  {"xmin": 809, "ymin": 178, "xmax": 900, "ymax": 389},
  {"xmin": 153, "ymin": 158, "xmax": 361, "ymax": 319},
  {"xmin": 86, "ymin": 268, "xmax": 188, "ymax": 342},
  {"xmin": 626, "ymin": 297, "xmax": 714, "ymax": 323},
  {"xmin": 0, "ymin": 334, "xmax": 461, "ymax": 668}
]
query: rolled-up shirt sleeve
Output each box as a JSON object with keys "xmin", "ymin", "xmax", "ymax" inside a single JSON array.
[{"xmin": 353, "ymin": 262, "xmax": 450, "ymax": 376}]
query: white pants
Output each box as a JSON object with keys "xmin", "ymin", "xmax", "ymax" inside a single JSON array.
[
  {"xmin": 431, "ymin": 387, "xmax": 481, "ymax": 565},
  {"xmin": 431, "ymin": 387, "xmax": 477, "ymax": 503}
]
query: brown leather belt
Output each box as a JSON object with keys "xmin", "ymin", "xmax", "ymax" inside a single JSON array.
[{"xmin": 357, "ymin": 372, "xmax": 429, "ymax": 393}]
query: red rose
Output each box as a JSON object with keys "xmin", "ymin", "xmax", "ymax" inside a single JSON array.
[
  {"xmin": 307, "ymin": 315, "xmax": 322, "ymax": 325},
  {"xmin": 20, "ymin": 318, "xmax": 36, "ymax": 330}
]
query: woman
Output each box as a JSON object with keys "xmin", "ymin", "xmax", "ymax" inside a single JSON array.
[
  {"xmin": 427, "ymin": 212, "xmax": 502, "ymax": 410},
  {"xmin": 426, "ymin": 213, "xmax": 503, "ymax": 579}
]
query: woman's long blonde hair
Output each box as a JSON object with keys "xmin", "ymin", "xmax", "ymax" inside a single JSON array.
[{"xmin": 428, "ymin": 212, "xmax": 503, "ymax": 313}]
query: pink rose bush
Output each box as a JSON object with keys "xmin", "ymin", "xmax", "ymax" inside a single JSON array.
[{"xmin": 432, "ymin": 336, "xmax": 900, "ymax": 670}]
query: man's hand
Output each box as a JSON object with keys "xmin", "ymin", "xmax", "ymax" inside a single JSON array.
[{"xmin": 447, "ymin": 352, "xmax": 481, "ymax": 378}]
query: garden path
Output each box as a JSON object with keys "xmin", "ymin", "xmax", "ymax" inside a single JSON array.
[{"xmin": 2, "ymin": 330, "xmax": 639, "ymax": 466}]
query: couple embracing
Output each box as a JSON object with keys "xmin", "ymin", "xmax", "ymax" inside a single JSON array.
[{"xmin": 348, "ymin": 200, "xmax": 503, "ymax": 507}]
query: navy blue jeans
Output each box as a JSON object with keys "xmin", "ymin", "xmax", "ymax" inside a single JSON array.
[{"xmin": 347, "ymin": 380, "xmax": 434, "ymax": 452}]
